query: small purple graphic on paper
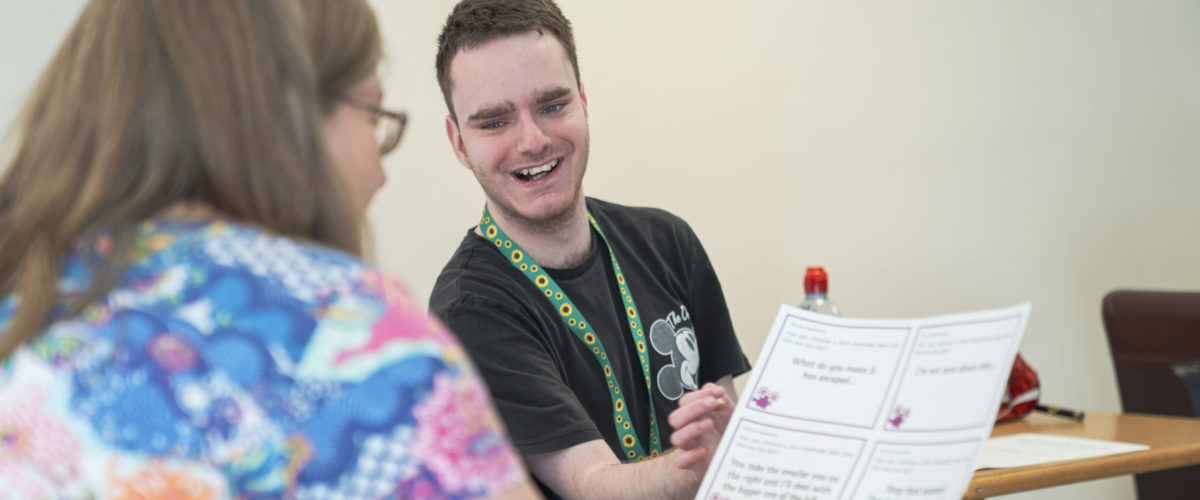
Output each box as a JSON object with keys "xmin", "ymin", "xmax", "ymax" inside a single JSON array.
[
  {"xmin": 751, "ymin": 386, "xmax": 779, "ymax": 410},
  {"xmin": 709, "ymin": 494, "xmax": 731, "ymax": 500},
  {"xmin": 887, "ymin": 405, "xmax": 912, "ymax": 428}
]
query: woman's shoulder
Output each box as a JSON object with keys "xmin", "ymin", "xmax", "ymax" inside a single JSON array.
[
  {"xmin": 102, "ymin": 218, "xmax": 442, "ymax": 368},
  {"xmin": 137, "ymin": 218, "xmax": 379, "ymax": 303}
]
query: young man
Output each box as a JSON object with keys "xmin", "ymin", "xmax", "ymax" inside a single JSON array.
[{"xmin": 430, "ymin": 1, "xmax": 751, "ymax": 497}]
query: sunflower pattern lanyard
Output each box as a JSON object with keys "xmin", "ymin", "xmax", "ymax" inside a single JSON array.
[{"xmin": 480, "ymin": 205, "xmax": 662, "ymax": 460}]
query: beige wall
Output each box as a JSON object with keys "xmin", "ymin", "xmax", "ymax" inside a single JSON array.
[{"xmin": 4, "ymin": 2, "xmax": 1198, "ymax": 499}]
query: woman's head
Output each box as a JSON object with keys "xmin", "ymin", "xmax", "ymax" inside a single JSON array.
[
  {"xmin": 303, "ymin": 0, "xmax": 403, "ymax": 211},
  {"xmin": 0, "ymin": 0, "xmax": 386, "ymax": 358}
]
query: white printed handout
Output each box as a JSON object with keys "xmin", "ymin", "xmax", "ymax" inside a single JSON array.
[
  {"xmin": 698, "ymin": 303, "xmax": 1030, "ymax": 500},
  {"xmin": 975, "ymin": 433, "xmax": 1148, "ymax": 469}
]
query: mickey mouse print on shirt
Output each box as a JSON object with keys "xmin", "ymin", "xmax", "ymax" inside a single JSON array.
[{"xmin": 649, "ymin": 305, "xmax": 699, "ymax": 400}]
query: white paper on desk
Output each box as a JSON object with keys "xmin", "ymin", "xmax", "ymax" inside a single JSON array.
[
  {"xmin": 696, "ymin": 303, "xmax": 1031, "ymax": 500},
  {"xmin": 975, "ymin": 433, "xmax": 1149, "ymax": 469}
]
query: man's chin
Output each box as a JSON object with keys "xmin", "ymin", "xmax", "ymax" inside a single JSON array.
[
  {"xmin": 518, "ymin": 204, "xmax": 575, "ymax": 224},
  {"xmin": 499, "ymin": 194, "xmax": 582, "ymax": 226}
]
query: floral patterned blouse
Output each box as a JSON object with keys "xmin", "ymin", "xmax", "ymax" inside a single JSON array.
[{"xmin": 0, "ymin": 219, "xmax": 526, "ymax": 499}]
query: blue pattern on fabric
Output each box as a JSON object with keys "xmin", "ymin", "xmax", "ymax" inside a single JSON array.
[{"xmin": 0, "ymin": 219, "xmax": 526, "ymax": 498}]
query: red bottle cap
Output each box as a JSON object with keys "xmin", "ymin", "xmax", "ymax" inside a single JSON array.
[{"xmin": 804, "ymin": 267, "xmax": 828, "ymax": 294}]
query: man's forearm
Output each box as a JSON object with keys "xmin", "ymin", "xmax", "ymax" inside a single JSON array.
[
  {"xmin": 566, "ymin": 448, "xmax": 702, "ymax": 500},
  {"xmin": 527, "ymin": 378, "xmax": 738, "ymax": 499},
  {"xmin": 527, "ymin": 441, "xmax": 703, "ymax": 500}
]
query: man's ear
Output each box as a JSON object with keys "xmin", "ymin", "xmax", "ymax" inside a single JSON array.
[{"xmin": 445, "ymin": 115, "xmax": 471, "ymax": 169}]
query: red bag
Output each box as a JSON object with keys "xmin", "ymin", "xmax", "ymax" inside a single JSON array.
[{"xmin": 996, "ymin": 352, "xmax": 1040, "ymax": 422}]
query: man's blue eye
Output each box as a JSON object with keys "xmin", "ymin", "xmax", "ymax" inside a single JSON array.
[
  {"xmin": 544, "ymin": 103, "xmax": 565, "ymax": 113},
  {"xmin": 482, "ymin": 121, "xmax": 505, "ymax": 130}
]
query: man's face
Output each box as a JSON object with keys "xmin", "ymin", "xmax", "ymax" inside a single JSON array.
[{"xmin": 445, "ymin": 31, "xmax": 589, "ymax": 227}]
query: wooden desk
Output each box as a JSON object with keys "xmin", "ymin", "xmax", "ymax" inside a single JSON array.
[{"xmin": 965, "ymin": 412, "xmax": 1200, "ymax": 498}]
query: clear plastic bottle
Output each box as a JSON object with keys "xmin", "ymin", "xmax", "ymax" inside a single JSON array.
[{"xmin": 799, "ymin": 266, "xmax": 840, "ymax": 316}]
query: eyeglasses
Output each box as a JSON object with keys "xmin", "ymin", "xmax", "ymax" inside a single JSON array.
[{"xmin": 340, "ymin": 98, "xmax": 408, "ymax": 156}]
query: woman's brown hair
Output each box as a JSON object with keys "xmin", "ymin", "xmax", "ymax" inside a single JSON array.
[{"xmin": 0, "ymin": 0, "xmax": 382, "ymax": 359}]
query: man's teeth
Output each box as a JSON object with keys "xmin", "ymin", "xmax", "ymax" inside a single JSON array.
[{"xmin": 516, "ymin": 159, "xmax": 560, "ymax": 179}]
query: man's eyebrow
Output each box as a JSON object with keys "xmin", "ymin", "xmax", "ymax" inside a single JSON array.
[
  {"xmin": 534, "ymin": 86, "xmax": 571, "ymax": 104},
  {"xmin": 467, "ymin": 102, "xmax": 516, "ymax": 122}
]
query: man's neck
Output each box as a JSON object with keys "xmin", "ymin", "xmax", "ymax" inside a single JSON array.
[{"xmin": 479, "ymin": 197, "xmax": 592, "ymax": 269}]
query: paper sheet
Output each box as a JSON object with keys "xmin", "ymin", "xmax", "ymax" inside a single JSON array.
[
  {"xmin": 974, "ymin": 433, "xmax": 1148, "ymax": 469},
  {"xmin": 697, "ymin": 303, "xmax": 1031, "ymax": 500}
]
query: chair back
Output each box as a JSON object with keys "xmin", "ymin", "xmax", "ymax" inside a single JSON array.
[
  {"xmin": 1103, "ymin": 289, "xmax": 1200, "ymax": 417},
  {"xmin": 1102, "ymin": 289, "xmax": 1200, "ymax": 500}
]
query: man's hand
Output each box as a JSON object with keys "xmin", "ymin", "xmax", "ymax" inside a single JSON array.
[{"xmin": 666, "ymin": 378, "xmax": 737, "ymax": 472}]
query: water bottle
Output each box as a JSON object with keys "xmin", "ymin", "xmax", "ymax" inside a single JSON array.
[{"xmin": 799, "ymin": 266, "xmax": 840, "ymax": 316}]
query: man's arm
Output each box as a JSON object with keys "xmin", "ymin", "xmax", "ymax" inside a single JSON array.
[
  {"xmin": 526, "ymin": 377, "xmax": 738, "ymax": 500},
  {"xmin": 488, "ymin": 479, "xmax": 545, "ymax": 500}
]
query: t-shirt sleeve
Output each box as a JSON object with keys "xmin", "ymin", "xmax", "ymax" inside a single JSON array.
[
  {"xmin": 678, "ymin": 221, "xmax": 752, "ymax": 384},
  {"xmin": 436, "ymin": 297, "xmax": 604, "ymax": 455}
]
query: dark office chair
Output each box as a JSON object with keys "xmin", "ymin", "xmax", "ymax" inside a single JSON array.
[{"xmin": 1102, "ymin": 289, "xmax": 1200, "ymax": 500}]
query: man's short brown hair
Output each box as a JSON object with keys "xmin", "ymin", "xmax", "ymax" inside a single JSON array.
[{"xmin": 436, "ymin": 0, "xmax": 580, "ymax": 121}]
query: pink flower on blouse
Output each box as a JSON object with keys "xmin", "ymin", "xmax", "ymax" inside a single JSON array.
[
  {"xmin": 411, "ymin": 373, "xmax": 524, "ymax": 496},
  {"xmin": 334, "ymin": 276, "xmax": 457, "ymax": 367},
  {"xmin": 148, "ymin": 333, "xmax": 200, "ymax": 373},
  {"xmin": 0, "ymin": 383, "xmax": 82, "ymax": 498}
]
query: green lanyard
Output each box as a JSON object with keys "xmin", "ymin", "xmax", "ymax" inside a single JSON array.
[{"xmin": 480, "ymin": 205, "xmax": 662, "ymax": 460}]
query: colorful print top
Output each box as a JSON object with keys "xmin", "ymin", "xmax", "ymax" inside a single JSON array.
[{"xmin": 0, "ymin": 219, "xmax": 526, "ymax": 499}]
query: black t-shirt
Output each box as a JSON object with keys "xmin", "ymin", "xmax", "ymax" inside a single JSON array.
[{"xmin": 430, "ymin": 197, "xmax": 750, "ymax": 469}]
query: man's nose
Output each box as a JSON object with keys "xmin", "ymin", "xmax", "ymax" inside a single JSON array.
[{"xmin": 516, "ymin": 117, "xmax": 552, "ymax": 157}]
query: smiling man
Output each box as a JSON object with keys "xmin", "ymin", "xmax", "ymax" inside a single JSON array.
[{"xmin": 429, "ymin": 1, "xmax": 751, "ymax": 498}]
